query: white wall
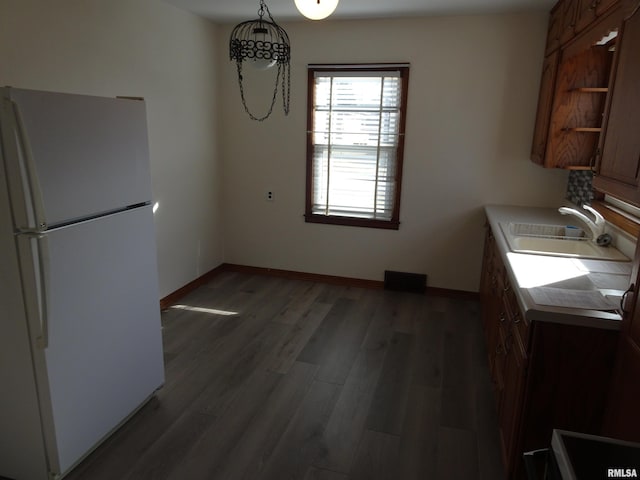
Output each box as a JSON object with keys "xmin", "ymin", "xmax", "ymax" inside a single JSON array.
[
  {"xmin": 0, "ymin": 4, "xmax": 570, "ymax": 295},
  {"xmin": 0, "ymin": 0, "xmax": 224, "ymax": 297},
  {"xmin": 219, "ymin": 13, "xmax": 569, "ymax": 292}
]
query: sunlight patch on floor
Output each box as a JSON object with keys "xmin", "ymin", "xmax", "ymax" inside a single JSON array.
[{"xmin": 170, "ymin": 304, "xmax": 238, "ymax": 316}]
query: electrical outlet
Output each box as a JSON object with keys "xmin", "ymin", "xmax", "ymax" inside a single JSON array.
[{"xmin": 266, "ymin": 191, "xmax": 274, "ymax": 201}]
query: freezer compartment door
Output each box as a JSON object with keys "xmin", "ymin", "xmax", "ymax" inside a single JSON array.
[
  {"xmin": 22, "ymin": 205, "xmax": 164, "ymax": 476},
  {"xmin": 2, "ymin": 87, "xmax": 152, "ymax": 229}
]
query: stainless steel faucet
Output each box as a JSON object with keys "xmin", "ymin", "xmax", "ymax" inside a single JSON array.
[{"xmin": 558, "ymin": 205, "xmax": 606, "ymax": 240}]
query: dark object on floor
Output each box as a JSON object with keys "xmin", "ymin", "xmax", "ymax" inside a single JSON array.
[{"xmin": 384, "ymin": 270, "xmax": 427, "ymax": 294}]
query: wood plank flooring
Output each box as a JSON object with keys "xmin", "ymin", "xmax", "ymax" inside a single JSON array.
[{"xmin": 65, "ymin": 272, "xmax": 505, "ymax": 480}]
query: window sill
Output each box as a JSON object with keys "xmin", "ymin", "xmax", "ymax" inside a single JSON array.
[
  {"xmin": 304, "ymin": 214, "xmax": 400, "ymax": 230},
  {"xmin": 592, "ymin": 199, "xmax": 640, "ymax": 238}
]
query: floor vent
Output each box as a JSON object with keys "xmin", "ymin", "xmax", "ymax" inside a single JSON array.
[{"xmin": 384, "ymin": 270, "xmax": 427, "ymax": 293}]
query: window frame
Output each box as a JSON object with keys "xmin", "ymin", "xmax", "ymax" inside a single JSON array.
[
  {"xmin": 304, "ymin": 64, "xmax": 410, "ymax": 230},
  {"xmin": 592, "ymin": 195, "xmax": 640, "ymax": 238}
]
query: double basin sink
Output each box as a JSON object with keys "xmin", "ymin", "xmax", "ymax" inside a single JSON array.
[{"xmin": 500, "ymin": 222, "xmax": 629, "ymax": 261}]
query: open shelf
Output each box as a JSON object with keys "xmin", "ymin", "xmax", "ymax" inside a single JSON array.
[
  {"xmin": 563, "ymin": 127, "xmax": 603, "ymax": 132},
  {"xmin": 572, "ymin": 87, "xmax": 609, "ymax": 92},
  {"xmin": 565, "ymin": 165, "xmax": 595, "ymax": 170}
]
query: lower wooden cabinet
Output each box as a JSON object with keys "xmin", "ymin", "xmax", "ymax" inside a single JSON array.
[
  {"xmin": 604, "ymin": 336, "xmax": 640, "ymax": 440},
  {"xmin": 480, "ymin": 226, "xmax": 618, "ymax": 479},
  {"xmin": 497, "ymin": 322, "xmax": 527, "ymax": 472}
]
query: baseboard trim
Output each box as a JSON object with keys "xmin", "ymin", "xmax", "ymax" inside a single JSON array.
[
  {"xmin": 159, "ymin": 264, "xmax": 227, "ymax": 310},
  {"xmin": 221, "ymin": 263, "xmax": 385, "ymax": 290},
  {"xmin": 159, "ymin": 263, "xmax": 479, "ymax": 309},
  {"xmin": 425, "ymin": 286, "xmax": 480, "ymax": 301}
]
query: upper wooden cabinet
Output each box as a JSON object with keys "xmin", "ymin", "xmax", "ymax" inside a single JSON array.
[
  {"xmin": 593, "ymin": 3, "xmax": 640, "ymax": 205},
  {"xmin": 532, "ymin": 0, "xmax": 621, "ymax": 169},
  {"xmin": 530, "ymin": 51, "xmax": 560, "ymax": 165},
  {"xmin": 546, "ymin": 3, "xmax": 564, "ymax": 54},
  {"xmin": 575, "ymin": 0, "xmax": 599, "ymax": 33},
  {"xmin": 598, "ymin": 0, "xmax": 622, "ymax": 14},
  {"xmin": 546, "ymin": 0, "xmax": 621, "ymax": 55},
  {"xmin": 576, "ymin": 0, "xmax": 621, "ymax": 33},
  {"xmin": 560, "ymin": 0, "xmax": 580, "ymax": 44}
]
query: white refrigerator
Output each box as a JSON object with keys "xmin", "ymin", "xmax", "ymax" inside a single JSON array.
[{"xmin": 0, "ymin": 87, "xmax": 165, "ymax": 480}]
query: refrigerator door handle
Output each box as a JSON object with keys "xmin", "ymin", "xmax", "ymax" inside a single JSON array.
[
  {"xmin": 18, "ymin": 233, "xmax": 51, "ymax": 349},
  {"xmin": 34, "ymin": 234, "xmax": 50, "ymax": 348},
  {"xmin": 12, "ymin": 101, "xmax": 48, "ymax": 232}
]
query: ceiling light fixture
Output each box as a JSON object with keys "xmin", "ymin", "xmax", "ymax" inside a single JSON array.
[
  {"xmin": 229, "ymin": 0, "xmax": 290, "ymax": 121},
  {"xmin": 294, "ymin": 0, "xmax": 339, "ymax": 20}
]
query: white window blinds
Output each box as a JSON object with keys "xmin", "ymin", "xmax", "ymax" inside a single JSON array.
[{"xmin": 309, "ymin": 68, "xmax": 407, "ymax": 222}]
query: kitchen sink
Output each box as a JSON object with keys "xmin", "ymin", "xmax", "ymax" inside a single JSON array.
[{"xmin": 499, "ymin": 222, "xmax": 629, "ymax": 261}]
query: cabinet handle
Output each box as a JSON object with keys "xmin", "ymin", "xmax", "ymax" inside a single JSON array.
[
  {"xmin": 621, "ymin": 283, "xmax": 635, "ymax": 314},
  {"xmin": 513, "ymin": 313, "xmax": 521, "ymax": 324},
  {"xmin": 500, "ymin": 312, "xmax": 506, "ymax": 323},
  {"xmin": 590, "ymin": 147, "xmax": 601, "ymax": 172},
  {"xmin": 505, "ymin": 334, "xmax": 513, "ymax": 353}
]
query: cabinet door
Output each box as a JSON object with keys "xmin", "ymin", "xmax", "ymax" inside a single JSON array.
[
  {"xmin": 597, "ymin": 0, "xmax": 620, "ymax": 15},
  {"xmin": 545, "ymin": 45, "xmax": 611, "ymax": 168},
  {"xmin": 498, "ymin": 326, "xmax": 527, "ymax": 476},
  {"xmin": 480, "ymin": 228, "xmax": 509, "ymax": 408},
  {"xmin": 547, "ymin": 3, "xmax": 564, "ymax": 54},
  {"xmin": 576, "ymin": 0, "xmax": 599, "ymax": 32},
  {"xmin": 494, "ymin": 322, "xmax": 508, "ymax": 411},
  {"xmin": 594, "ymin": 5, "xmax": 640, "ymax": 204},
  {"xmin": 560, "ymin": 0, "xmax": 580, "ymax": 44},
  {"xmin": 604, "ymin": 238, "xmax": 640, "ymax": 441},
  {"xmin": 490, "ymin": 265, "xmax": 506, "ymax": 383},
  {"xmin": 530, "ymin": 51, "xmax": 560, "ymax": 165},
  {"xmin": 605, "ymin": 337, "xmax": 640, "ymax": 440},
  {"xmin": 480, "ymin": 228, "xmax": 496, "ymax": 329}
]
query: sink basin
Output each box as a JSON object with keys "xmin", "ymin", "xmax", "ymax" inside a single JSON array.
[{"xmin": 499, "ymin": 222, "xmax": 629, "ymax": 261}]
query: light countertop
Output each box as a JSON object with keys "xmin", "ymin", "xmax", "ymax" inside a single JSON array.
[{"xmin": 485, "ymin": 205, "xmax": 635, "ymax": 331}]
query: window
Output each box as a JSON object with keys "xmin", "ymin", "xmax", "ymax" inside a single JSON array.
[{"xmin": 305, "ymin": 64, "xmax": 410, "ymax": 229}]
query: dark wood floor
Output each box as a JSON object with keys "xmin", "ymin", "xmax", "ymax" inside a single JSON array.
[{"xmin": 66, "ymin": 272, "xmax": 505, "ymax": 480}]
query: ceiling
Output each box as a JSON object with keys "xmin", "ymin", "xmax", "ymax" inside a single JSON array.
[{"xmin": 162, "ymin": 0, "xmax": 556, "ymax": 23}]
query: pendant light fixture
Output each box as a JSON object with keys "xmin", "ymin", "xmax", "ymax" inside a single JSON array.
[
  {"xmin": 294, "ymin": 0, "xmax": 339, "ymax": 20},
  {"xmin": 229, "ymin": 0, "xmax": 290, "ymax": 121}
]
